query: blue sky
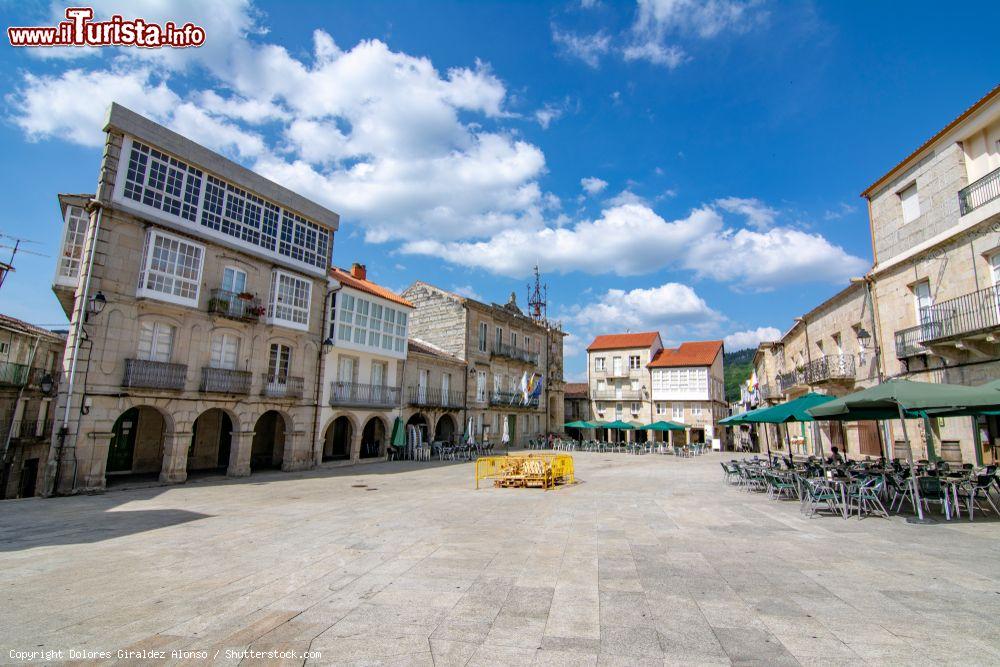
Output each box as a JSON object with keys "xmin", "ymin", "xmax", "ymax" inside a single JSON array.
[{"xmin": 0, "ymin": 0, "xmax": 997, "ymax": 380}]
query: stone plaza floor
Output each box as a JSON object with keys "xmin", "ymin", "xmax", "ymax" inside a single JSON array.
[{"xmin": 2, "ymin": 452, "xmax": 1000, "ymax": 666}]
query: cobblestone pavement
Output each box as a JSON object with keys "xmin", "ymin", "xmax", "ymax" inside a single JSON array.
[{"xmin": 2, "ymin": 452, "xmax": 1000, "ymax": 666}]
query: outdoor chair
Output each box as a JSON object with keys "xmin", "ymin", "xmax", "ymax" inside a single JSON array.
[
  {"xmin": 720, "ymin": 462, "xmax": 740, "ymax": 485},
  {"xmin": 957, "ymin": 475, "xmax": 1000, "ymax": 521},
  {"xmin": 765, "ymin": 472, "xmax": 797, "ymax": 500},
  {"xmin": 847, "ymin": 475, "xmax": 889, "ymax": 519},
  {"xmin": 887, "ymin": 472, "xmax": 915, "ymax": 513},
  {"xmin": 917, "ymin": 476, "xmax": 952, "ymax": 520},
  {"xmin": 801, "ymin": 478, "xmax": 841, "ymax": 517}
]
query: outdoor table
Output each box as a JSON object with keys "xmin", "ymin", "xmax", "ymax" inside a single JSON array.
[
  {"xmin": 939, "ymin": 475, "xmax": 968, "ymax": 520},
  {"xmin": 824, "ymin": 476, "xmax": 851, "ymax": 519}
]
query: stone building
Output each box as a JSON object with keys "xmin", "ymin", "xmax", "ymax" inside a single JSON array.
[
  {"xmin": 46, "ymin": 103, "xmax": 338, "ymax": 494},
  {"xmin": 586, "ymin": 332, "xmax": 661, "ymax": 434},
  {"xmin": 562, "ymin": 382, "xmax": 591, "ymax": 438},
  {"xmin": 319, "ymin": 264, "xmax": 412, "ymax": 465},
  {"xmin": 0, "ymin": 315, "xmax": 66, "ymax": 498},
  {"xmin": 401, "ymin": 282, "xmax": 565, "ymax": 446},
  {"xmin": 401, "ymin": 338, "xmax": 467, "ymax": 444},
  {"xmin": 862, "ymin": 83, "xmax": 1000, "ymax": 464}
]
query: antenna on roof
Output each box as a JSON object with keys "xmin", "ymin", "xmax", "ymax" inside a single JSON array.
[
  {"xmin": 0, "ymin": 234, "xmax": 48, "ymax": 291},
  {"xmin": 527, "ymin": 264, "xmax": 547, "ymax": 324}
]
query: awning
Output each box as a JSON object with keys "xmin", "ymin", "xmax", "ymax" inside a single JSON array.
[
  {"xmin": 740, "ymin": 392, "xmax": 836, "ymax": 423},
  {"xmin": 807, "ymin": 379, "xmax": 1000, "ymax": 421},
  {"xmin": 639, "ymin": 420, "xmax": 686, "ymax": 431}
]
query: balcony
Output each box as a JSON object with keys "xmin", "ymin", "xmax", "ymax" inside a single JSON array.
[
  {"xmin": 261, "ymin": 374, "xmax": 304, "ymax": 399},
  {"xmin": 0, "ymin": 361, "xmax": 29, "ymax": 387},
  {"xmin": 407, "ymin": 386, "xmax": 464, "ymax": 409},
  {"xmin": 491, "ymin": 342, "xmax": 539, "ymax": 365},
  {"xmin": 592, "ymin": 389, "xmax": 643, "ymax": 400},
  {"xmin": 593, "ymin": 367, "xmax": 633, "ymax": 379},
  {"xmin": 207, "ymin": 288, "xmax": 264, "ymax": 323},
  {"xmin": 489, "ymin": 390, "xmax": 540, "ymax": 409},
  {"xmin": 200, "ymin": 367, "xmax": 252, "ymax": 394},
  {"xmin": 802, "ymin": 354, "xmax": 856, "ymax": 385},
  {"xmin": 329, "ymin": 381, "xmax": 399, "ymax": 408},
  {"xmin": 959, "ymin": 166, "xmax": 1000, "ymax": 216},
  {"xmin": 26, "ymin": 367, "xmax": 61, "ymax": 391},
  {"xmin": 122, "ymin": 359, "xmax": 187, "ymax": 390},
  {"xmin": 776, "ymin": 369, "xmax": 805, "ymax": 394},
  {"xmin": 894, "ymin": 285, "xmax": 1000, "ymax": 358},
  {"xmin": 759, "ymin": 384, "xmax": 777, "ymax": 400},
  {"xmin": 4, "ymin": 419, "xmax": 52, "ymax": 440}
]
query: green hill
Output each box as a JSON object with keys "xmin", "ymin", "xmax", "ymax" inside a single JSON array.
[{"xmin": 724, "ymin": 348, "xmax": 755, "ymax": 403}]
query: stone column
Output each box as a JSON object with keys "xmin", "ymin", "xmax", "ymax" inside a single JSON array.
[
  {"xmin": 227, "ymin": 429, "xmax": 256, "ymax": 477},
  {"xmin": 160, "ymin": 431, "xmax": 193, "ymax": 484},
  {"xmin": 78, "ymin": 430, "xmax": 115, "ymax": 492},
  {"xmin": 350, "ymin": 429, "xmax": 363, "ymax": 462},
  {"xmin": 282, "ymin": 430, "xmax": 314, "ymax": 471}
]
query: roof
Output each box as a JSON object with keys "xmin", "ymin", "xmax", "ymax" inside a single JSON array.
[
  {"xmin": 0, "ymin": 313, "xmax": 67, "ymax": 343},
  {"xmin": 564, "ymin": 382, "xmax": 588, "ymax": 398},
  {"xmin": 587, "ymin": 332, "xmax": 661, "ymax": 352},
  {"xmin": 861, "ymin": 83, "xmax": 1000, "ymax": 198},
  {"xmin": 331, "ymin": 267, "xmax": 413, "ymax": 308},
  {"xmin": 405, "ymin": 280, "xmax": 562, "ymax": 332},
  {"xmin": 407, "ymin": 337, "xmax": 464, "ymax": 364},
  {"xmin": 648, "ymin": 340, "xmax": 723, "ymax": 368}
]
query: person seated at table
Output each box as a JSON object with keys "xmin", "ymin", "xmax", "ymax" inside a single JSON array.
[{"xmin": 826, "ymin": 446, "xmax": 845, "ymax": 465}]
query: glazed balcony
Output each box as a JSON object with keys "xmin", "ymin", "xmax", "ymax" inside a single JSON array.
[
  {"xmin": 329, "ymin": 381, "xmax": 399, "ymax": 408},
  {"xmin": 261, "ymin": 374, "xmax": 304, "ymax": 399},
  {"xmin": 489, "ymin": 390, "xmax": 540, "ymax": 409},
  {"xmin": 894, "ymin": 284, "xmax": 1000, "ymax": 357},
  {"xmin": 406, "ymin": 386, "xmax": 464, "ymax": 409},
  {"xmin": 959, "ymin": 166, "xmax": 1000, "ymax": 216},
  {"xmin": 803, "ymin": 354, "xmax": 856, "ymax": 385},
  {"xmin": 200, "ymin": 367, "xmax": 252, "ymax": 394},
  {"xmin": 0, "ymin": 362, "xmax": 29, "ymax": 387},
  {"xmin": 207, "ymin": 289, "xmax": 264, "ymax": 323},
  {"xmin": 491, "ymin": 342, "xmax": 539, "ymax": 365},
  {"xmin": 122, "ymin": 359, "xmax": 187, "ymax": 390},
  {"xmin": 592, "ymin": 388, "xmax": 643, "ymax": 400}
]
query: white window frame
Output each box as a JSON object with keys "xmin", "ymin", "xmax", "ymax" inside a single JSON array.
[
  {"xmin": 221, "ymin": 266, "xmax": 248, "ymax": 294},
  {"xmin": 137, "ymin": 320, "xmax": 175, "ymax": 363},
  {"xmin": 672, "ymin": 404, "xmax": 684, "ymax": 421},
  {"xmin": 136, "ymin": 229, "xmax": 205, "ymax": 307},
  {"xmin": 656, "ymin": 402, "xmax": 666, "ymax": 416},
  {"xmin": 899, "ymin": 182, "xmax": 920, "ymax": 224},
  {"xmin": 478, "ymin": 322, "xmax": 488, "ymax": 353},
  {"xmin": 476, "ymin": 370, "xmax": 487, "ymax": 403},
  {"xmin": 267, "ymin": 269, "xmax": 312, "ymax": 331},
  {"xmin": 629, "ymin": 354, "xmax": 641, "ymax": 370},
  {"xmin": 55, "ymin": 205, "xmax": 89, "ymax": 287},
  {"xmin": 913, "ymin": 280, "xmax": 932, "ymax": 323},
  {"xmin": 210, "ymin": 332, "xmax": 240, "ymax": 370},
  {"xmin": 594, "ymin": 356, "xmax": 606, "ymax": 372}
]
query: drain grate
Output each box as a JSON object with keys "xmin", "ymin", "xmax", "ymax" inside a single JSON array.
[{"xmin": 351, "ymin": 484, "xmax": 367, "ymax": 488}]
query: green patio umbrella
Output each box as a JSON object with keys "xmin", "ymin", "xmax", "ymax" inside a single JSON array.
[
  {"xmin": 640, "ymin": 420, "xmax": 686, "ymax": 431},
  {"xmin": 603, "ymin": 420, "xmax": 635, "ymax": 429},
  {"xmin": 563, "ymin": 420, "xmax": 591, "ymax": 429},
  {"xmin": 742, "ymin": 392, "xmax": 836, "ymax": 423},
  {"xmin": 917, "ymin": 379, "xmax": 1000, "ymax": 417},
  {"xmin": 390, "ymin": 416, "xmax": 405, "ymax": 450},
  {"xmin": 719, "ymin": 405, "xmax": 770, "ymax": 425}
]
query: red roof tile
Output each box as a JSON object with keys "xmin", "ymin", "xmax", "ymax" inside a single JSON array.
[
  {"xmin": 647, "ymin": 340, "xmax": 723, "ymax": 368},
  {"xmin": 331, "ymin": 267, "xmax": 413, "ymax": 308},
  {"xmin": 586, "ymin": 332, "xmax": 660, "ymax": 352}
]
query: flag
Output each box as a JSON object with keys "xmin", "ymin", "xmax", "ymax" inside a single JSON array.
[
  {"xmin": 518, "ymin": 371, "xmax": 529, "ymax": 404},
  {"xmin": 529, "ymin": 373, "xmax": 543, "ymax": 403}
]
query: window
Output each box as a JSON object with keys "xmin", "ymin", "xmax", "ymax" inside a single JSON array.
[
  {"xmin": 523, "ymin": 336, "xmax": 531, "ymax": 354},
  {"xmin": 268, "ymin": 270, "xmax": 312, "ymax": 330},
  {"xmin": 630, "ymin": 378, "xmax": 639, "ymax": 392},
  {"xmin": 992, "ymin": 252, "xmax": 1000, "ymax": 285},
  {"xmin": 913, "ymin": 280, "xmax": 932, "ymax": 322},
  {"xmin": 267, "ymin": 343, "xmax": 291, "ymax": 381},
  {"xmin": 221, "ymin": 266, "xmax": 247, "ymax": 294},
  {"xmin": 478, "ymin": 322, "xmax": 488, "ymax": 353},
  {"xmin": 210, "ymin": 333, "xmax": 240, "ymax": 369},
  {"xmin": 368, "ymin": 302, "xmax": 382, "ymax": 348},
  {"xmin": 511, "ymin": 332, "xmax": 518, "ymax": 349},
  {"xmin": 137, "ymin": 230, "xmax": 205, "ymax": 307},
  {"xmin": 596, "ymin": 379, "xmax": 606, "ymax": 392},
  {"xmin": 476, "ymin": 370, "xmax": 487, "ymax": 402},
  {"xmin": 672, "ymin": 404, "xmax": 683, "ymax": 421},
  {"xmin": 900, "ymin": 182, "xmax": 920, "ymax": 223},
  {"xmin": 692, "ymin": 403, "xmax": 703, "ymax": 417},
  {"xmin": 337, "ymin": 356, "xmax": 355, "ymax": 383},
  {"xmin": 119, "ymin": 138, "xmax": 332, "ymax": 272},
  {"xmin": 832, "ymin": 333, "xmax": 843, "ymax": 356},
  {"xmin": 629, "ymin": 355, "xmax": 641, "ymax": 370},
  {"xmin": 612, "ymin": 356, "xmax": 622, "ymax": 375},
  {"xmin": 57, "ymin": 205, "xmax": 88, "ymax": 282},
  {"xmin": 615, "ymin": 403, "xmax": 623, "ymax": 419},
  {"xmin": 495, "ymin": 326, "xmax": 503, "ymax": 349},
  {"xmin": 656, "ymin": 402, "xmax": 666, "ymax": 416},
  {"xmin": 137, "ymin": 321, "xmax": 174, "ymax": 362},
  {"xmin": 493, "ymin": 373, "xmax": 502, "ymax": 396},
  {"xmin": 441, "ymin": 373, "xmax": 451, "ymax": 403},
  {"xmin": 597, "ymin": 402, "xmax": 605, "ymax": 414},
  {"xmin": 354, "ymin": 299, "xmax": 369, "ymax": 344},
  {"xmin": 334, "ymin": 294, "xmax": 408, "ymax": 352},
  {"xmin": 594, "ymin": 357, "xmax": 606, "ymax": 372},
  {"xmin": 371, "ymin": 361, "xmax": 387, "ymax": 387},
  {"xmin": 630, "ymin": 402, "xmax": 640, "ymax": 414},
  {"xmin": 0, "ymin": 341, "xmax": 8, "ymax": 356},
  {"xmin": 336, "ymin": 293, "xmax": 355, "ymax": 342}
]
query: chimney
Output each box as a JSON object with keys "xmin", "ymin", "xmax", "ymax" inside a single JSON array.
[{"xmin": 350, "ymin": 263, "xmax": 367, "ymax": 280}]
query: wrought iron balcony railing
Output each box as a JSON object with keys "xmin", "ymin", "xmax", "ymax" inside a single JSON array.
[
  {"xmin": 776, "ymin": 369, "xmax": 805, "ymax": 394},
  {"xmin": 26, "ymin": 367, "xmax": 61, "ymax": 391},
  {"xmin": 894, "ymin": 324, "xmax": 930, "ymax": 358},
  {"xmin": 593, "ymin": 367, "xmax": 634, "ymax": 378},
  {"xmin": 329, "ymin": 381, "xmax": 399, "ymax": 407},
  {"xmin": 895, "ymin": 284, "xmax": 1000, "ymax": 357},
  {"xmin": 959, "ymin": 166, "xmax": 1000, "ymax": 216},
  {"xmin": 591, "ymin": 389, "xmax": 643, "ymax": 400},
  {"xmin": 802, "ymin": 354, "xmax": 856, "ymax": 384},
  {"xmin": 4, "ymin": 419, "xmax": 52, "ymax": 440},
  {"xmin": 200, "ymin": 367, "xmax": 252, "ymax": 394},
  {"xmin": 208, "ymin": 288, "xmax": 264, "ymax": 322},
  {"xmin": 122, "ymin": 359, "xmax": 187, "ymax": 390},
  {"xmin": 759, "ymin": 383, "xmax": 777, "ymax": 400},
  {"xmin": 491, "ymin": 342, "xmax": 539, "ymax": 365},
  {"xmin": 260, "ymin": 374, "xmax": 304, "ymax": 399},
  {"xmin": 489, "ymin": 390, "xmax": 540, "ymax": 408},
  {"xmin": 406, "ymin": 385, "xmax": 464, "ymax": 408},
  {"xmin": 0, "ymin": 361, "xmax": 29, "ymax": 386}
]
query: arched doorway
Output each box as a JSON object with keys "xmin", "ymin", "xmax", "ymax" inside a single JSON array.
[
  {"xmin": 323, "ymin": 416, "xmax": 353, "ymax": 461},
  {"xmin": 188, "ymin": 409, "xmax": 233, "ymax": 474},
  {"xmin": 406, "ymin": 413, "xmax": 428, "ymax": 442},
  {"xmin": 251, "ymin": 411, "xmax": 286, "ymax": 470},
  {"xmin": 434, "ymin": 414, "xmax": 456, "ymax": 443},
  {"xmin": 106, "ymin": 406, "xmax": 166, "ymax": 485},
  {"xmin": 361, "ymin": 417, "xmax": 386, "ymax": 459}
]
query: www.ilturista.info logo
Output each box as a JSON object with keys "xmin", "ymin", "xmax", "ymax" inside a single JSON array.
[{"xmin": 8, "ymin": 7, "xmax": 206, "ymax": 48}]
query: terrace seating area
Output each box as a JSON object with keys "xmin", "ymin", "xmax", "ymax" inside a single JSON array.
[
  {"xmin": 722, "ymin": 455, "xmax": 1000, "ymax": 522},
  {"xmin": 532, "ymin": 437, "xmax": 711, "ymax": 457}
]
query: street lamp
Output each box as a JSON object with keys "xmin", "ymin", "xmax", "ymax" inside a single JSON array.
[
  {"xmin": 85, "ymin": 291, "xmax": 107, "ymax": 322},
  {"xmin": 39, "ymin": 374, "xmax": 54, "ymax": 395}
]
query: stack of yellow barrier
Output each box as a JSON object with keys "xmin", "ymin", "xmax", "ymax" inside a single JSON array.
[{"xmin": 475, "ymin": 453, "xmax": 575, "ymax": 490}]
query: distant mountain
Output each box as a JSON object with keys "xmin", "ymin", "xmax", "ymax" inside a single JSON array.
[{"xmin": 724, "ymin": 348, "xmax": 756, "ymax": 403}]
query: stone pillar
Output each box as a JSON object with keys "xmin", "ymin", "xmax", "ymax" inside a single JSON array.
[
  {"xmin": 160, "ymin": 431, "xmax": 192, "ymax": 484},
  {"xmin": 227, "ymin": 430, "xmax": 256, "ymax": 477},
  {"xmin": 282, "ymin": 430, "xmax": 313, "ymax": 471},
  {"xmin": 77, "ymin": 430, "xmax": 114, "ymax": 492},
  {"xmin": 350, "ymin": 430, "xmax": 363, "ymax": 462}
]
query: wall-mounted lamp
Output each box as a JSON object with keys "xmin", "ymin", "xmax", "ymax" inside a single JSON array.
[
  {"xmin": 85, "ymin": 291, "xmax": 107, "ymax": 322},
  {"xmin": 39, "ymin": 374, "xmax": 54, "ymax": 395},
  {"xmin": 856, "ymin": 327, "xmax": 872, "ymax": 349}
]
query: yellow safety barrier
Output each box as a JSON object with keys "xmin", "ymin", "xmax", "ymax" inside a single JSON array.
[{"xmin": 475, "ymin": 453, "xmax": 575, "ymax": 490}]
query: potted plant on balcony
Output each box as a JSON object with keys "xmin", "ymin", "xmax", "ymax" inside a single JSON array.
[
  {"xmin": 237, "ymin": 291, "xmax": 255, "ymax": 301},
  {"xmin": 208, "ymin": 295, "xmax": 231, "ymax": 314}
]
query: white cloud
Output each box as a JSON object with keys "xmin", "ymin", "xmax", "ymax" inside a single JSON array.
[
  {"xmin": 714, "ymin": 196, "xmax": 777, "ymax": 229},
  {"xmin": 535, "ymin": 104, "xmax": 563, "ymax": 129},
  {"xmin": 604, "ymin": 189, "xmax": 649, "ymax": 207},
  {"xmin": 581, "ymin": 176, "xmax": 608, "ymax": 196},
  {"xmin": 451, "ymin": 284, "xmax": 483, "ymax": 300},
  {"xmin": 551, "ymin": 27, "xmax": 612, "ymax": 68},
  {"xmin": 724, "ymin": 326, "xmax": 781, "ymax": 351},
  {"xmin": 622, "ymin": 41, "xmax": 686, "ymax": 68},
  {"xmin": 402, "ymin": 199, "xmax": 869, "ymax": 290},
  {"xmin": 567, "ymin": 282, "xmax": 720, "ymax": 330}
]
